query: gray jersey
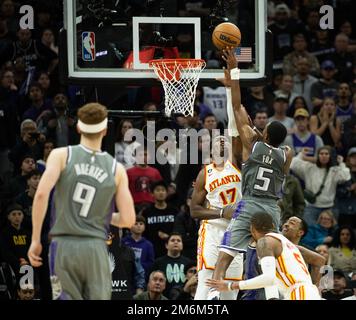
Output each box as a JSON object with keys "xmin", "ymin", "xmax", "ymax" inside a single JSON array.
[
  {"xmin": 50, "ymin": 145, "xmax": 117, "ymax": 240},
  {"xmin": 242, "ymin": 141, "xmax": 286, "ymax": 200}
]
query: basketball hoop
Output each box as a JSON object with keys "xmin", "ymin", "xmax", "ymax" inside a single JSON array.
[{"xmin": 149, "ymin": 59, "xmax": 206, "ymax": 117}]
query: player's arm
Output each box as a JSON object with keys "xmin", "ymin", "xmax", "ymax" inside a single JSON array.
[
  {"xmin": 190, "ymin": 168, "xmax": 222, "ymax": 220},
  {"xmin": 297, "ymin": 245, "xmax": 326, "ymax": 286},
  {"xmin": 222, "ymin": 48, "xmax": 257, "ymax": 162},
  {"xmin": 28, "ymin": 148, "xmax": 66, "ymax": 267},
  {"xmin": 206, "ymin": 236, "xmax": 282, "ymax": 291},
  {"xmin": 112, "ymin": 162, "xmax": 136, "ymax": 229},
  {"xmin": 216, "ymin": 68, "xmax": 242, "ymax": 167}
]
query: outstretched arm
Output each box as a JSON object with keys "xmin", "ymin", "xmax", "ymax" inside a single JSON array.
[{"xmin": 222, "ymin": 48, "xmax": 257, "ymax": 162}]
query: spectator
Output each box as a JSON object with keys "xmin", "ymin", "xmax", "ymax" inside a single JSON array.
[
  {"xmin": 283, "ymin": 33, "xmax": 320, "ymax": 77},
  {"xmin": 335, "ymin": 147, "xmax": 356, "ymax": 228},
  {"xmin": 244, "ymin": 86, "xmax": 273, "ymax": 117},
  {"xmin": 252, "ymin": 109, "xmax": 269, "ymax": 133},
  {"xmin": 268, "ymin": 94, "xmax": 295, "ymax": 134},
  {"xmin": 278, "ymin": 173, "xmax": 305, "ymax": 222},
  {"xmin": 35, "ymin": 71, "xmax": 53, "ymax": 99},
  {"xmin": 335, "ymin": 83, "xmax": 353, "ymax": 126},
  {"xmin": 342, "ymin": 273, "xmax": 356, "ymax": 300},
  {"xmin": 274, "ymin": 74, "xmax": 299, "ymax": 107},
  {"xmin": 122, "ymin": 215, "xmax": 155, "ymax": 279},
  {"xmin": 322, "ymin": 270, "xmax": 353, "ymax": 300},
  {"xmin": 114, "ymin": 119, "xmax": 140, "ymax": 169},
  {"xmin": 291, "ymin": 146, "xmax": 350, "ymax": 225},
  {"xmin": 17, "ymin": 282, "xmax": 35, "ymax": 300},
  {"xmin": 202, "ymin": 85, "xmax": 227, "ymax": 127},
  {"xmin": 22, "ymin": 82, "xmax": 51, "ymax": 121},
  {"xmin": 0, "ymin": 204, "xmax": 31, "ymax": 279},
  {"xmin": 127, "ymin": 146, "xmax": 163, "ymax": 210},
  {"xmin": 292, "ymin": 57, "xmax": 318, "ymax": 111},
  {"xmin": 37, "ymin": 93, "xmax": 77, "ymax": 147},
  {"xmin": 309, "ymin": 29, "xmax": 333, "ymax": 64},
  {"xmin": 286, "ymin": 96, "xmax": 309, "ymax": 118},
  {"xmin": 194, "ymin": 87, "xmax": 213, "ymax": 122},
  {"xmin": 310, "ymin": 60, "xmax": 339, "ymax": 110},
  {"xmin": 41, "ymin": 28, "xmax": 58, "ymax": 55},
  {"xmin": 142, "ymin": 180, "xmax": 178, "ymax": 258},
  {"xmin": 202, "ymin": 113, "xmax": 217, "ymax": 132},
  {"xmin": 341, "ymin": 105, "xmax": 356, "ymax": 152},
  {"xmin": 301, "ymin": 210, "xmax": 337, "ymax": 249},
  {"xmin": 8, "ymin": 119, "xmax": 44, "ymax": 174},
  {"xmin": 36, "ymin": 139, "xmax": 55, "ymax": 173},
  {"xmin": 174, "ymin": 262, "xmax": 198, "ymax": 300},
  {"xmin": 284, "ymin": 108, "xmax": 323, "ymax": 157},
  {"xmin": 0, "ymin": 69, "xmax": 18, "ymax": 177},
  {"xmin": 107, "ymin": 226, "xmax": 146, "ymax": 300},
  {"xmin": 0, "ymin": 16, "xmax": 16, "ymax": 54},
  {"xmin": 6, "ymin": 154, "xmax": 36, "ymax": 198},
  {"xmin": 133, "ymin": 270, "xmax": 168, "ymax": 300},
  {"xmin": 173, "ymin": 188, "xmax": 199, "ymax": 261},
  {"xmin": 0, "ymin": 0, "xmax": 17, "ymax": 34},
  {"xmin": 328, "ymin": 33, "xmax": 354, "ymax": 83},
  {"xmin": 15, "ymin": 169, "xmax": 41, "ymax": 229},
  {"xmin": 315, "ymin": 244, "xmax": 330, "ymax": 263},
  {"xmin": 310, "ymin": 97, "xmax": 341, "ymax": 147},
  {"xmin": 269, "ymin": 3, "xmax": 305, "ymax": 61},
  {"xmin": 0, "ymin": 28, "xmax": 58, "ymax": 74},
  {"xmin": 329, "ymin": 226, "xmax": 356, "ymax": 274},
  {"xmin": 151, "ymin": 233, "xmax": 192, "ymax": 299}
]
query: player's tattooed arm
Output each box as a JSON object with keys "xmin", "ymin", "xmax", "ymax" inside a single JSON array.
[
  {"xmin": 190, "ymin": 168, "xmax": 222, "ymax": 220},
  {"xmin": 297, "ymin": 245, "xmax": 326, "ymax": 286},
  {"xmin": 256, "ymin": 236, "xmax": 282, "ymax": 259}
]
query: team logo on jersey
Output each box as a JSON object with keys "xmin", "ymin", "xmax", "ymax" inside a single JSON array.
[
  {"xmin": 82, "ymin": 31, "xmax": 96, "ymax": 61},
  {"xmin": 208, "ymin": 169, "xmax": 212, "ymax": 173}
]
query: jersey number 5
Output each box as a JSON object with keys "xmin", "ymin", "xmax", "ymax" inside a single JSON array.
[
  {"xmin": 293, "ymin": 252, "xmax": 309, "ymax": 275},
  {"xmin": 73, "ymin": 182, "xmax": 96, "ymax": 218},
  {"xmin": 254, "ymin": 167, "xmax": 273, "ymax": 191},
  {"xmin": 219, "ymin": 188, "xmax": 237, "ymax": 205}
]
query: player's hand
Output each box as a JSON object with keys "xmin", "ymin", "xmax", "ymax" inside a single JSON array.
[
  {"xmin": 28, "ymin": 240, "xmax": 43, "ymax": 267},
  {"xmin": 222, "ymin": 204, "xmax": 236, "ymax": 220},
  {"xmin": 221, "ymin": 47, "xmax": 238, "ymax": 70},
  {"xmin": 206, "ymin": 279, "xmax": 237, "ymax": 292}
]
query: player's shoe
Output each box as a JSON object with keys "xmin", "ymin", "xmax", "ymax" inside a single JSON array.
[{"xmin": 207, "ymin": 288, "xmax": 220, "ymax": 300}]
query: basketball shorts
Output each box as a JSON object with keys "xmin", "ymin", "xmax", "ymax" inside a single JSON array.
[
  {"xmin": 219, "ymin": 197, "xmax": 281, "ymax": 254},
  {"xmin": 283, "ymin": 283, "xmax": 321, "ymax": 300},
  {"xmin": 53, "ymin": 236, "xmax": 111, "ymax": 300},
  {"xmin": 197, "ymin": 221, "xmax": 243, "ymax": 279}
]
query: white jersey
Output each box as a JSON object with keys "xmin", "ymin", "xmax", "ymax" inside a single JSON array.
[
  {"xmin": 195, "ymin": 160, "xmax": 243, "ymax": 300},
  {"xmin": 204, "ymin": 160, "xmax": 242, "ymax": 229},
  {"xmin": 266, "ymin": 232, "xmax": 321, "ymax": 300}
]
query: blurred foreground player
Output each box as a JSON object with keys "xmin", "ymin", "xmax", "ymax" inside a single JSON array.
[
  {"xmin": 207, "ymin": 212, "xmax": 324, "ymax": 300},
  {"xmin": 28, "ymin": 103, "xmax": 136, "ymax": 299}
]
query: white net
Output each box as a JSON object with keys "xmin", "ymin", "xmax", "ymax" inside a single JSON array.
[{"xmin": 150, "ymin": 59, "xmax": 206, "ymax": 117}]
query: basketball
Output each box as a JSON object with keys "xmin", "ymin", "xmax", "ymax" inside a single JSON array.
[{"xmin": 212, "ymin": 22, "xmax": 241, "ymax": 50}]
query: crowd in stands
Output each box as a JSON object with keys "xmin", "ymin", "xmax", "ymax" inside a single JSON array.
[{"xmin": 0, "ymin": 0, "xmax": 355, "ymax": 300}]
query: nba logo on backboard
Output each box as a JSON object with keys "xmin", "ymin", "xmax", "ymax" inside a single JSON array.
[{"xmin": 82, "ymin": 32, "xmax": 96, "ymax": 61}]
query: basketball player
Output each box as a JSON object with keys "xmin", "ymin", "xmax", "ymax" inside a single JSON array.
[
  {"xmin": 208, "ymin": 48, "xmax": 294, "ymax": 299},
  {"xmin": 206, "ymin": 212, "xmax": 325, "ymax": 300},
  {"xmin": 28, "ymin": 103, "xmax": 136, "ymax": 300},
  {"xmin": 190, "ymin": 75, "xmax": 244, "ymax": 299}
]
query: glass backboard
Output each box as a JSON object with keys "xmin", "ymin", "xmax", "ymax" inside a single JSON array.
[{"xmin": 60, "ymin": 0, "xmax": 272, "ymax": 86}]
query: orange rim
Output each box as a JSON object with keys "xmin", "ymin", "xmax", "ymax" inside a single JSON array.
[{"xmin": 149, "ymin": 58, "xmax": 206, "ymax": 69}]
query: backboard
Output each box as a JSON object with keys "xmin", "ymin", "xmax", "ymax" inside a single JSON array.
[{"xmin": 60, "ymin": 0, "xmax": 272, "ymax": 86}]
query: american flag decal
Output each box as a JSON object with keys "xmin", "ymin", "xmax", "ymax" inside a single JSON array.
[{"xmin": 235, "ymin": 47, "xmax": 252, "ymax": 62}]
